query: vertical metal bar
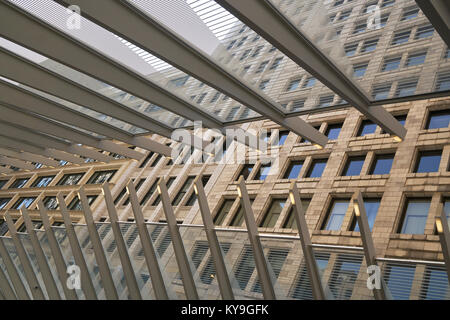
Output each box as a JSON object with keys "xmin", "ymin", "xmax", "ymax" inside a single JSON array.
[
  {"xmin": 37, "ymin": 201, "xmax": 78, "ymax": 300},
  {"xmin": 127, "ymin": 180, "xmax": 169, "ymax": 300},
  {"xmin": 237, "ymin": 176, "xmax": 276, "ymax": 299},
  {"xmin": 289, "ymin": 182, "xmax": 325, "ymax": 300},
  {"xmin": 435, "ymin": 197, "xmax": 450, "ymax": 286},
  {"xmin": 194, "ymin": 176, "xmax": 234, "ymax": 300},
  {"xmin": 157, "ymin": 177, "xmax": 199, "ymax": 300},
  {"xmin": 0, "ymin": 256, "xmax": 17, "ymax": 299},
  {"xmin": 20, "ymin": 207, "xmax": 61, "ymax": 299},
  {"xmin": 353, "ymin": 191, "xmax": 390, "ymax": 300},
  {"xmin": 56, "ymin": 193, "xmax": 98, "ymax": 300},
  {"xmin": 4, "ymin": 211, "xmax": 46, "ymax": 300},
  {"xmin": 101, "ymin": 183, "xmax": 142, "ymax": 300},
  {"xmin": 0, "ymin": 236, "xmax": 30, "ymax": 299},
  {"xmin": 78, "ymin": 187, "xmax": 119, "ymax": 300}
]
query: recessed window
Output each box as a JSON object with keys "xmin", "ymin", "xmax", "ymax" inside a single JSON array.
[
  {"xmin": 270, "ymin": 57, "xmax": 283, "ymax": 70},
  {"xmin": 260, "ymin": 199, "xmax": 286, "ymax": 228},
  {"xmin": 322, "ymin": 199, "xmax": 350, "ymax": 231},
  {"xmin": 364, "ymin": 2, "xmax": 377, "ymax": 14},
  {"xmin": 184, "ymin": 175, "xmax": 211, "ymax": 206},
  {"xmin": 361, "ymin": 39, "xmax": 378, "ymax": 53},
  {"xmin": 0, "ymin": 198, "xmax": 11, "ymax": 210},
  {"xmin": 353, "ymin": 21, "xmax": 367, "ymax": 34},
  {"xmin": 226, "ymin": 40, "xmax": 236, "ymax": 50},
  {"xmin": 391, "ymin": 29, "xmax": 411, "ymax": 45},
  {"xmin": 259, "ymin": 79, "xmax": 270, "ymax": 90},
  {"xmin": 306, "ymin": 159, "xmax": 328, "ymax": 178},
  {"xmin": 303, "ymin": 77, "xmax": 316, "ymax": 88},
  {"xmin": 318, "ymin": 95, "xmax": 334, "ymax": 107},
  {"xmin": 394, "ymin": 79, "xmax": 418, "ymax": 97},
  {"xmin": 372, "ymin": 83, "xmax": 392, "ymax": 100},
  {"xmin": 435, "ymin": 72, "xmax": 450, "ymax": 92},
  {"xmin": 9, "ymin": 178, "xmax": 30, "ymax": 189},
  {"xmin": 139, "ymin": 152, "xmax": 154, "ymax": 168},
  {"xmin": 213, "ymin": 199, "xmax": 234, "ymax": 226},
  {"xmin": 399, "ymin": 198, "xmax": 431, "ymax": 234},
  {"xmin": 172, "ymin": 176, "xmax": 196, "ymax": 206},
  {"xmin": 210, "ymin": 91, "xmax": 221, "ymax": 103},
  {"xmin": 68, "ymin": 195, "xmax": 98, "ymax": 211},
  {"xmin": 254, "ymin": 163, "xmax": 271, "ymax": 180},
  {"xmin": 43, "ymin": 196, "xmax": 59, "ymax": 210},
  {"xmin": 357, "ymin": 120, "xmax": 377, "ymax": 136},
  {"xmin": 87, "ymin": 170, "xmax": 116, "ymax": 184},
  {"xmin": 57, "ymin": 173, "xmax": 84, "ymax": 186},
  {"xmin": 12, "ymin": 197, "xmax": 37, "ymax": 210},
  {"xmin": 414, "ymin": 150, "xmax": 442, "ymax": 173},
  {"xmin": 415, "ymin": 25, "xmax": 434, "ymax": 40},
  {"xmin": 405, "ymin": 51, "xmax": 427, "ymax": 67},
  {"xmin": 381, "ymin": 57, "xmax": 401, "ymax": 72},
  {"xmin": 342, "ymin": 156, "xmax": 365, "ymax": 176},
  {"xmin": 236, "ymin": 36, "xmax": 247, "ymax": 47},
  {"xmin": 229, "ymin": 198, "xmax": 255, "ymax": 227},
  {"xmin": 150, "ymin": 154, "xmax": 163, "ymax": 167},
  {"xmin": 345, "ymin": 43, "xmax": 358, "ymax": 56},
  {"xmin": 325, "ymin": 123, "xmax": 342, "ymax": 140},
  {"xmin": 237, "ymin": 163, "xmax": 253, "ymax": 181},
  {"xmin": 369, "ymin": 154, "xmax": 395, "ymax": 175},
  {"xmin": 283, "ymin": 160, "xmax": 304, "ymax": 179},
  {"xmin": 151, "ymin": 177, "xmax": 175, "ymax": 206},
  {"xmin": 381, "ymin": 0, "xmax": 395, "ymax": 7},
  {"xmin": 255, "ymin": 61, "xmax": 269, "ymax": 73},
  {"xmin": 338, "ymin": 10, "xmax": 351, "ymax": 21},
  {"xmin": 445, "ymin": 48, "xmax": 450, "ymax": 59},
  {"xmin": 282, "ymin": 199, "xmax": 311, "ymax": 229},
  {"xmin": 401, "ymin": 6, "xmax": 419, "ymax": 20},
  {"xmin": 123, "ymin": 178, "xmax": 146, "ymax": 206},
  {"xmin": 353, "ymin": 63, "xmax": 368, "ymax": 77},
  {"xmin": 426, "ymin": 109, "xmax": 450, "ymax": 129},
  {"xmin": 251, "ymin": 45, "xmax": 264, "ymax": 57},
  {"xmin": 334, "ymin": 0, "xmax": 344, "ymax": 6},
  {"xmin": 351, "ymin": 198, "xmax": 381, "ymax": 231},
  {"xmin": 0, "ymin": 180, "xmax": 7, "ymax": 189},
  {"xmin": 291, "ymin": 99, "xmax": 305, "ymax": 111},
  {"xmin": 277, "ymin": 131, "xmax": 290, "ymax": 145}
]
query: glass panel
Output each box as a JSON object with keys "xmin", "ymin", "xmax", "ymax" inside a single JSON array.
[
  {"xmin": 383, "ymin": 263, "xmax": 415, "ymax": 300},
  {"xmin": 342, "ymin": 156, "xmax": 365, "ymax": 176},
  {"xmin": 369, "ymin": 154, "xmax": 394, "ymax": 175},
  {"xmin": 306, "ymin": 159, "xmax": 327, "ymax": 178},
  {"xmin": 324, "ymin": 200, "xmax": 349, "ymax": 231},
  {"xmin": 400, "ymin": 199, "xmax": 431, "ymax": 234},
  {"xmin": 415, "ymin": 150, "xmax": 442, "ymax": 173},
  {"xmin": 283, "ymin": 160, "xmax": 303, "ymax": 179},
  {"xmin": 353, "ymin": 199, "xmax": 381, "ymax": 231},
  {"xmin": 426, "ymin": 110, "xmax": 450, "ymax": 129},
  {"xmin": 260, "ymin": 199, "xmax": 286, "ymax": 228}
]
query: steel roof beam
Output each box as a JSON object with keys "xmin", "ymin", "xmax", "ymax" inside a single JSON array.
[
  {"xmin": 216, "ymin": 0, "xmax": 407, "ymax": 140},
  {"xmin": 0, "ymin": 155, "xmax": 35, "ymax": 171},
  {"xmin": 55, "ymin": 0, "xmax": 328, "ymax": 146},
  {"xmin": 0, "ymin": 147, "xmax": 60, "ymax": 168},
  {"xmin": 0, "ymin": 0, "xmax": 223, "ymax": 131},
  {"xmin": 0, "ymin": 79, "xmax": 172, "ymax": 157},
  {"xmin": 416, "ymin": 0, "xmax": 450, "ymax": 49}
]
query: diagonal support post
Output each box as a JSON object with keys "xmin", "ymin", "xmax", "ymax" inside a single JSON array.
[{"xmin": 435, "ymin": 197, "xmax": 450, "ymax": 286}]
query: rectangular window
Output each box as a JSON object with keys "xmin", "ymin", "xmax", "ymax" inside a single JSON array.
[
  {"xmin": 358, "ymin": 120, "xmax": 377, "ymax": 136},
  {"xmin": 435, "ymin": 72, "xmax": 450, "ymax": 92},
  {"xmin": 197, "ymin": 93, "xmax": 207, "ymax": 104},
  {"xmin": 361, "ymin": 39, "xmax": 378, "ymax": 53},
  {"xmin": 209, "ymin": 91, "xmax": 221, "ymax": 103},
  {"xmin": 318, "ymin": 95, "xmax": 334, "ymax": 107},
  {"xmin": 302, "ymin": 77, "xmax": 316, "ymax": 88},
  {"xmin": 234, "ymin": 246, "xmax": 255, "ymax": 290},
  {"xmin": 338, "ymin": 10, "xmax": 351, "ymax": 21},
  {"xmin": 426, "ymin": 109, "xmax": 450, "ymax": 129},
  {"xmin": 353, "ymin": 63, "xmax": 368, "ymax": 77},
  {"xmin": 150, "ymin": 154, "xmax": 162, "ymax": 167},
  {"xmin": 345, "ymin": 43, "xmax": 358, "ymax": 56},
  {"xmin": 399, "ymin": 198, "xmax": 431, "ymax": 234},
  {"xmin": 401, "ymin": 6, "xmax": 419, "ymax": 21},
  {"xmin": 184, "ymin": 175, "xmax": 211, "ymax": 206},
  {"xmin": 57, "ymin": 173, "xmax": 84, "ymax": 186},
  {"xmin": 236, "ymin": 36, "xmax": 247, "ymax": 47},
  {"xmin": 226, "ymin": 40, "xmax": 236, "ymax": 50},
  {"xmin": 269, "ymin": 57, "xmax": 283, "ymax": 70},
  {"xmin": 169, "ymin": 75, "xmax": 189, "ymax": 87},
  {"xmin": 9, "ymin": 178, "xmax": 30, "ymax": 189},
  {"xmin": 171, "ymin": 176, "xmax": 195, "ymax": 206},
  {"xmin": 123, "ymin": 178, "xmax": 146, "ymax": 206},
  {"xmin": 381, "ymin": 57, "xmax": 401, "ymax": 72},
  {"xmin": 287, "ymin": 79, "xmax": 301, "ymax": 91},
  {"xmin": 12, "ymin": 197, "xmax": 37, "ymax": 210},
  {"xmin": 251, "ymin": 45, "xmax": 264, "ymax": 58},
  {"xmin": 87, "ymin": 170, "xmax": 116, "ymax": 184},
  {"xmin": 283, "ymin": 199, "xmax": 311, "ymax": 229},
  {"xmin": 306, "ymin": 159, "xmax": 327, "ymax": 178},
  {"xmin": 0, "ymin": 220, "xmax": 8, "ymax": 236},
  {"xmin": 322, "ymin": 199, "xmax": 350, "ymax": 231},
  {"xmin": 237, "ymin": 164, "xmax": 253, "ymax": 181},
  {"xmin": 325, "ymin": 123, "xmax": 342, "ymax": 140},
  {"xmin": 420, "ymin": 266, "xmax": 449, "ymax": 300},
  {"xmin": 391, "ymin": 30, "xmax": 411, "ymax": 45},
  {"xmin": 229, "ymin": 198, "xmax": 255, "ymax": 227},
  {"xmin": 406, "ymin": 51, "xmax": 427, "ymax": 67},
  {"xmin": 139, "ymin": 180, "xmax": 158, "ymax": 206},
  {"xmin": 31, "ymin": 175, "xmax": 55, "ymax": 188},
  {"xmin": 372, "ymin": 83, "xmax": 392, "ymax": 100},
  {"xmin": 254, "ymin": 163, "xmax": 271, "ymax": 180},
  {"xmin": 43, "ymin": 196, "xmax": 59, "ymax": 210},
  {"xmin": 255, "ymin": 61, "xmax": 269, "ymax": 74},
  {"xmin": 259, "ymin": 79, "xmax": 270, "ymax": 90},
  {"xmin": 415, "ymin": 25, "xmax": 434, "ymax": 39},
  {"xmin": 353, "ymin": 21, "xmax": 367, "ymax": 34},
  {"xmin": 369, "ymin": 154, "xmax": 395, "ymax": 175},
  {"xmin": 0, "ymin": 198, "xmax": 11, "ymax": 210},
  {"xmin": 283, "ymin": 160, "xmax": 303, "ymax": 179},
  {"xmin": 0, "ymin": 180, "xmax": 7, "ymax": 189},
  {"xmin": 260, "ymin": 199, "xmax": 286, "ymax": 228},
  {"xmin": 226, "ymin": 106, "xmax": 240, "ymax": 121},
  {"xmin": 381, "ymin": 0, "xmax": 395, "ymax": 7},
  {"xmin": 329, "ymin": 255, "xmax": 362, "ymax": 299},
  {"xmin": 291, "ymin": 99, "xmax": 305, "ymax": 111},
  {"xmin": 151, "ymin": 177, "xmax": 176, "ymax": 206},
  {"xmin": 351, "ymin": 198, "xmax": 381, "ymax": 231},
  {"xmin": 240, "ymin": 49, "xmax": 251, "ymax": 61},
  {"xmin": 384, "ymin": 264, "xmax": 415, "ymax": 299},
  {"xmin": 414, "ymin": 150, "xmax": 442, "ymax": 173},
  {"xmin": 277, "ymin": 130, "xmax": 289, "ymax": 146},
  {"xmin": 342, "ymin": 156, "xmax": 365, "ymax": 176},
  {"xmin": 68, "ymin": 195, "xmax": 98, "ymax": 211}
]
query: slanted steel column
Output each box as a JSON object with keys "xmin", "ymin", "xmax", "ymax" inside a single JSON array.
[
  {"xmin": 127, "ymin": 180, "xmax": 169, "ymax": 300},
  {"xmin": 435, "ymin": 197, "xmax": 450, "ymax": 285},
  {"xmin": 101, "ymin": 183, "xmax": 142, "ymax": 300},
  {"xmin": 3, "ymin": 211, "xmax": 46, "ymax": 300},
  {"xmin": 0, "ymin": 260, "xmax": 16, "ymax": 299},
  {"xmin": 56, "ymin": 193, "xmax": 97, "ymax": 300},
  {"xmin": 353, "ymin": 191, "xmax": 390, "ymax": 300},
  {"xmin": 20, "ymin": 207, "xmax": 61, "ymax": 300},
  {"xmin": 289, "ymin": 182, "xmax": 325, "ymax": 300},
  {"xmin": 237, "ymin": 176, "xmax": 276, "ymax": 299},
  {"xmin": 37, "ymin": 201, "xmax": 78, "ymax": 300},
  {"xmin": 0, "ymin": 236, "xmax": 30, "ymax": 299},
  {"xmin": 78, "ymin": 187, "xmax": 119, "ymax": 300},
  {"xmin": 194, "ymin": 176, "xmax": 234, "ymax": 300},
  {"xmin": 157, "ymin": 177, "xmax": 199, "ymax": 300}
]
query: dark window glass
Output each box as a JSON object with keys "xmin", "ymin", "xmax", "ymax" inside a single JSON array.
[
  {"xmin": 151, "ymin": 177, "xmax": 175, "ymax": 206},
  {"xmin": 213, "ymin": 199, "xmax": 234, "ymax": 226},
  {"xmin": 381, "ymin": 57, "xmax": 401, "ymax": 72},
  {"xmin": 283, "ymin": 199, "xmax": 311, "ymax": 229},
  {"xmin": 43, "ymin": 196, "xmax": 59, "ymax": 210},
  {"xmin": 406, "ymin": 51, "xmax": 427, "ymax": 67},
  {"xmin": 9, "ymin": 178, "xmax": 30, "ymax": 189},
  {"xmin": 57, "ymin": 173, "xmax": 84, "ymax": 186},
  {"xmin": 139, "ymin": 180, "xmax": 158, "ymax": 206},
  {"xmin": 139, "ymin": 152, "xmax": 154, "ymax": 168},
  {"xmin": 342, "ymin": 156, "xmax": 365, "ymax": 176},
  {"xmin": 426, "ymin": 110, "xmax": 450, "ymax": 129},
  {"xmin": 260, "ymin": 199, "xmax": 286, "ymax": 228},
  {"xmin": 325, "ymin": 123, "xmax": 342, "ymax": 140},
  {"xmin": 369, "ymin": 154, "xmax": 395, "ymax": 175},
  {"xmin": 415, "ymin": 150, "xmax": 442, "ymax": 173},
  {"xmin": 12, "ymin": 197, "xmax": 37, "ymax": 209},
  {"xmin": 172, "ymin": 176, "xmax": 195, "ymax": 206},
  {"xmin": 253, "ymin": 163, "xmax": 271, "ymax": 180},
  {"xmin": 0, "ymin": 180, "xmax": 7, "ymax": 189},
  {"xmin": 87, "ymin": 170, "xmax": 116, "ymax": 184},
  {"xmin": 283, "ymin": 160, "xmax": 303, "ymax": 179},
  {"xmin": 278, "ymin": 131, "xmax": 289, "ymax": 145},
  {"xmin": 68, "ymin": 195, "xmax": 98, "ymax": 211},
  {"xmin": 306, "ymin": 159, "xmax": 327, "ymax": 178},
  {"xmin": 0, "ymin": 198, "xmax": 11, "ymax": 210},
  {"xmin": 237, "ymin": 164, "xmax": 253, "ymax": 180},
  {"xmin": 31, "ymin": 176, "xmax": 55, "ymax": 188},
  {"xmin": 229, "ymin": 199, "xmax": 254, "ymax": 227}
]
